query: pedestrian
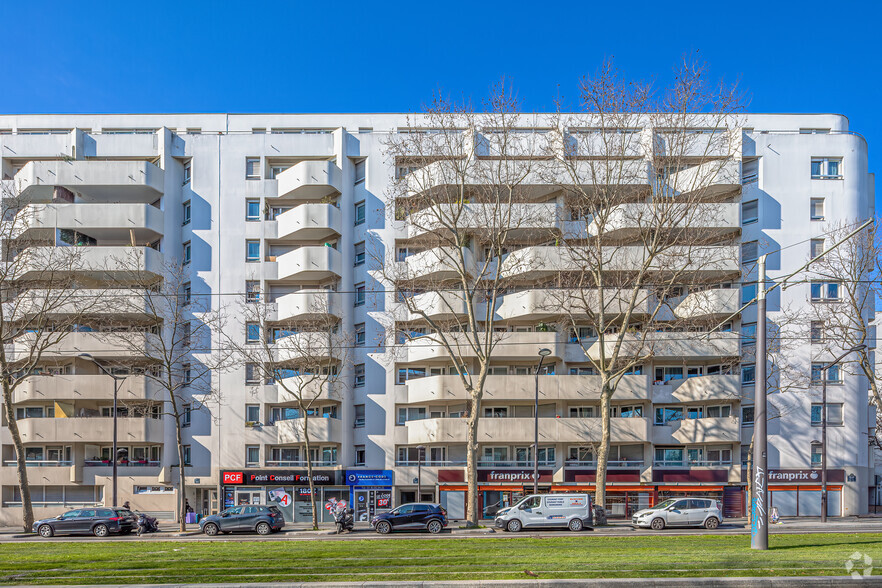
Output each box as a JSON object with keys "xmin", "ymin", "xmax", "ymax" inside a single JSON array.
[
  {"xmin": 185, "ymin": 499, "xmax": 194, "ymax": 514},
  {"xmin": 122, "ymin": 501, "xmax": 131, "ymax": 510}
]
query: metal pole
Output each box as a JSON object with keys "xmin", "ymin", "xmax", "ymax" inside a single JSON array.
[
  {"xmin": 112, "ymin": 377, "xmax": 119, "ymax": 508},
  {"xmin": 751, "ymin": 255, "xmax": 768, "ymax": 550},
  {"xmin": 533, "ymin": 355, "xmax": 545, "ymax": 495},
  {"xmin": 821, "ymin": 367, "xmax": 828, "ymax": 523},
  {"xmin": 418, "ymin": 449, "xmax": 422, "ymax": 501}
]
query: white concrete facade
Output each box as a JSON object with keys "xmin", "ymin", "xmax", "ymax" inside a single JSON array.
[{"xmin": 0, "ymin": 113, "xmax": 874, "ymax": 524}]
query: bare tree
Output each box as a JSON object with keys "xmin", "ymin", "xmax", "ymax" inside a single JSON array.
[
  {"xmin": 225, "ymin": 288, "xmax": 350, "ymax": 530},
  {"xmin": 543, "ymin": 58, "xmax": 745, "ymax": 510}
]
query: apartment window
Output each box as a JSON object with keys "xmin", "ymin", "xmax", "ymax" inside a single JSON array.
[
  {"xmin": 811, "ymin": 157, "xmax": 842, "ymax": 179},
  {"xmin": 811, "ymin": 442, "xmax": 822, "ymax": 466},
  {"xmin": 354, "ymin": 404, "xmax": 366, "ymax": 428},
  {"xmin": 245, "ymin": 363, "xmax": 260, "ymax": 384},
  {"xmin": 742, "ymin": 241, "xmax": 758, "ymax": 264},
  {"xmin": 245, "ymin": 281, "xmax": 260, "ymax": 303},
  {"xmin": 182, "ymin": 403, "xmax": 191, "ymax": 427},
  {"xmin": 181, "ymin": 322, "xmax": 191, "ymax": 347},
  {"xmin": 183, "ymin": 161, "xmax": 192, "ymax": 185},
  {"xmin": 355, "ymin": 283, "xmax": 365, "ymax": 306},
  {"xmin": 706, "ymin": 405, "xmax": 731, "ymax": 418},
  {"xmin": 182, "ymin": 445, "xmax": 191, "ymax": 466},
  {"xmin": 246, "ymin": 158, "xmax": 261, "ymax": 180},
  {"xmin": 355, "ymin": 201, "xmax": 366, "ymax": 225},
  {"xmin": 246, "ymin": 404, "xmax": 260, "ymax": 424},
  {"xmin": 246, "ymin": 322, "xmax": 260, "ymax": 344},
  {"xmin": 741, "ymin": 282, "xmax": 757, "ymax": 305},
  {"xmin": 741, "ymin": 363, "xmax": 756, "ymax": 385},
  {"xmin": 741, "ymin": 323, "xmax": 756, "ymax": 349},
  {"xmin": 246, "ymin": 240, "xmax": 260, "ymax": 262},
  {"xmin": 182, "ymin": 363, "xmax": 192, "ymax": 385},
  {"xmin": 811, "ymin": 403, "xmax": 843, "ymax": 426},
  {"xmin": 183, "ymin": 241, "xmax": 191, "ymax": 265},
  {"xmin": 183, "ymin": 201, "xmax": 191, "ymax": 225},
  {"xmin": 741, "ymin": 159, "xmax": 759, "ymax": 184},
  {"xmin": 355, "ymin": 445, "xmax": 366, "ymax": 466},
  {"xmin": 742, "ymin": 200, "xmax": 758, "ymax": 225},
  {"xmin": 811, "ymin": 363, "xmax": 841, "ymax": 384},
  {"xmin": 742, "ymin": 406, "xmax": 755, "ymax": 426},
  {"xmin": 355, "ymin": 323, "xmax": 365, "ymax": 346},
  {"xmin": 182, "ymin": 282, "xmax": 191, "ymax": 305},
  {"xmin": 246, "ymin": 199, "xmax": 261, "ymax": 221},
  {"xmin": 811, "ymin": 321, "xmax": 824, "ymax": 344},
  {"xmin": 810, "ymin": 281, "xmax": 840, "ymax": 301},
  {"xmin": 354, "ymin": 363, "xmax": 365, "ymax": 387},
  {"xmin": 246, "ymin": 446, "xmax": 260, "ymax": 466},
  {"xmin": 810, "ymin": 198, "xmax": 825, "ymax": 220},
  {"xmin": 810, "ymin": 238, "xmax": 825, "ymax": 259},
  {"xmin": 354, "ymin": 159, "xmax": 366, "ymax": 184},
  {"xmin": 354, "ymin": 242, "xmax": 365, "ymax": 266}
]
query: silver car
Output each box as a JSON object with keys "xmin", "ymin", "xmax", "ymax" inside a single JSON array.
[{"xmin": 632, "ymin": 498, "xmax": 722, "ymax": 530}]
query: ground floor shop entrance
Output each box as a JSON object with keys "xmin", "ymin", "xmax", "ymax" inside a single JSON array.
[
  {"xmin": 346, "ymin": 470, "xmax": 394, "ymax": 522},
  {"xmin": 221, "ymin": 469, "xmax": 347, "ymax": 524}
]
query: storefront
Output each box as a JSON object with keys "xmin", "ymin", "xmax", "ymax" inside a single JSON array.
[
  {"xmin": 220, "ymin": 470, "xmax": 348, "ymax": 524},
  {"xmin": 565, "ymin": 467, "xmax": 648, "ymax": 518},
  {"xmin": 767, "ymin": 469, "xmax": 843, "ymax": 517},
  {"xmin": 438, "ymin": 468, "xmax": 553, "ymax": 520},
  {"xmin": 345, "ymin": 470, "xmax": 393, "ymax": 522}
]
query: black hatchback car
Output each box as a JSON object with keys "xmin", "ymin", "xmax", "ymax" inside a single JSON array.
[
  {"xmin": 200, "ymin": 505, "xmax": 285, "ymax": 536},
  {"xmin": 33, "ymin": 508, "xmax": 137, "ymax": 537},
  {"xmin": 371, "ymin": 503, "xmax": 448, "ymax": 534}
]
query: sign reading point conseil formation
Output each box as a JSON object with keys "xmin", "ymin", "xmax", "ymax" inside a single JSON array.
[{"xmin": 221, "ymin": 470, "xmax": 344, "ymax": 486}]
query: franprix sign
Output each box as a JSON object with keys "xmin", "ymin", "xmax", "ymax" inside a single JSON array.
[
  {"xmin": 477, "ymin": 469, "xmax": 553, "ymax": 483},
  {"xmin": 768, "ymin": 469, "xmax": 844, "ymax": 484}
]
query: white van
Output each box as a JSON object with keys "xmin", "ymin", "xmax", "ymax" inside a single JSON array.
[{"xmin": 495, "ymin": 493, "xmax": 593, "ymax": 532}]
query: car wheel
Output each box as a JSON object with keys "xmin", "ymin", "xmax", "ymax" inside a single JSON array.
[
  {"xmin": 650, "ymin": 518, "xmax": 665, "ymax": 531},
  {"xmin": 92, "ymin": 524, "xmax": 109, "ymax": 537},
  {"xmin": 427, "ymin": 520, "xmax": 443, "ymax": 534},
  {"xmin": 203, "ymin": 523, "xmax": 219, "ymax": 536},
  {"xmin": 704, "ymin": 517, "xmax": 720, "ymax": 530},
  {"xmin": 256, "ymin": 522, "xmax": 271, "ymax": 535},
  {"xmin": 568, "ymin": 518, "xmax": 583, "ymax": 532},
  {"xmin": 376, "ymin": 521, "xmax": 392, "ymax": 535},
  {"xmin": 506, "ymin": 519, "xmax": 522, "ymax": 533},
  {"xmin": 38, "ymin": 524, "xmax": 54, "ymax": 538}
]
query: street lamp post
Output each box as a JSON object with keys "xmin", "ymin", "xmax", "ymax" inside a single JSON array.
[
  {"xmin": 819, "ymin": 344, "xmax": 865, "ymax": 523},
  {"xmin": 79, "ymin": 353, "xmax": 127, "ymax": 507},
  {"xmin": 534, "ymin": 348, "xmax": 551, "ymax": 495},
  {"xmin": 416, "ymin": 445, "xmax": 425, "ymax": 501}
]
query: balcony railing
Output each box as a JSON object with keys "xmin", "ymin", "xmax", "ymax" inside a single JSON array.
[
  {"xmin": 4, "ymin": 460, "xmax": 72, "ymax": 467},
  {"xmin": 395, "ymin": 460, "xmax": 464, "ymax": 467},
  {"xmin": 84, "ymin": 460, "xmax": 160, "ymax": 467},
  {"xmin": 653, "ymin": 460, "xmax": 732, "ymax": 467},
  {"xmin": 564, "ymin": 460, "xmax": 644, "ymax": 468},
  {"xmin": 264, "ymin": 460, "xmax": 337, "ymax": 467},
  {"xmin": 477, "ymin": 460, "xmax": 556, "ymax": 468}
]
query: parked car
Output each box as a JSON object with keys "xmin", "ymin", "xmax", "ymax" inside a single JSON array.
[
  {"xmin": 33, "ymin": 507, "xmax": 137, "ymax": 537},
  {"xmin": 632, "ymin": 498, "xmax": 723, "ymax": 530},
  {"xmin": 371, "ymin": 503, "xmax": 448, "ymax": 534},
  {"xmin": 199, "ymin": 505, "xmax": 285, "ymax": 536},
  {"xmin": 495, "ymin": 494, "xmax": 594, "ymax": 532}
]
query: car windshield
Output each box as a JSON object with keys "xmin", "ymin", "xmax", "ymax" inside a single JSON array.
[{"xmin": 654, "ymin": 499, "xmax": 678, "ymax": 510}]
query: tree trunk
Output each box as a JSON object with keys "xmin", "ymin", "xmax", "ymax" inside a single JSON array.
[
  {"xmin": 3, "ymin": 383, "xmax": 34, "ymax": 532},
  {"xmin": 594, "ymin": 383, "xmax": 613, "ymax": 520},
  {"xmin": 465, "ymin": 396, "xmax": 480, "ymax": 527},
  {"xmin": 303, "ymin": 412, "xmax": 318, "ymax": 530},
  {"xmin": 175, "ymin": 415, "xmax": 188, "ymax": 532}
]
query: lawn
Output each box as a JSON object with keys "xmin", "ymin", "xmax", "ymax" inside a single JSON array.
[{"xmin": 0, "ymin": 534, "xmax": 879, "ymax": 584}]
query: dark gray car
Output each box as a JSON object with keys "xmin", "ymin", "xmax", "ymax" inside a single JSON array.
[
  {"xmin": 199, "ymin": 505, "xmax": 285, "ymax": 536},
  {"xmin": 32, "ymin": 508, "xmax": 137, "ymax": 537}
]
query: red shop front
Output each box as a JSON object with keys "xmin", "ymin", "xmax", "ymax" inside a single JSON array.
[
  {"xmin": 564, "ymin": 467, "xmax": 649, "ymax": 518},
  {"xmin": 438, "ymin": 468, "xmax": 554, "ymax": 520}
]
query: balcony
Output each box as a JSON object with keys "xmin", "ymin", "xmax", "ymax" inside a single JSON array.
[
  {"xmin": 14, "ymin": 203, "xmax": 164, "ymax": 243},
  {"xmin": 566, "ymin": 130, "xmax": 645, "ymax": 158},
  {"xmin": 269, "ymin": 203, "xmax": 342, "ymax": 242},
  {"xmin": 672, "ymin": 288, "xmax": 739, "ymax": 319},
  {"xmin": 495, "ymin": 288, "xmax": 651, "ymax": 321},
  {"xmin": 405, "ymin": 374, "xmax": 651, "ymax": 404},
  {"xmin": 5, "ymin": 288, "xmax": 155, "ymax": 321},
  {"xmin": 11, "ymin": 331, "xmax": 162, "ymax": 362},
  {"xmin": 269, "ymin": 290, "xmax": 341, "ymax": 322},
  {"xmin": 12, "ymin": 417, "xmax": 164, "ymax": 444},
  {"xmin": 666, "ymin": 159, "xmax": 741, "ymax": 199},
  {"xmin": 271, "ymin": 332, "xmax": 343, "ymax": 364},
  {"xmin": 582, "ymin": 202, "xmax": 739, "ymax": 240},
  {"xmin": 266, "ymin": 246, "xmax": 342, "ymax": 282},
  {"xmin": 651, "ymin": 417, "xmax": 741, "ymax": 444},
  {"xmin": 245, "ymin": 417, "xmax": 342, "ymax": 444},
  {"xmin": 403, "ymin": 291, "xmax": 471, "ymax": 321},
  {"xmin": 15, "ymin": 160, "xmax": 164, "ymax": 202},
  {"xmin": 654, "ymin": 130, "xmax": 736, "ymax": 159},
  {"xmin": 13, "ymin": 246, "xmax": 163, "ymax": 283},
  {"xmin": 406, "ymin": 203, "xmax": 560, "ymax": 239},
  {"xmin": 88, "ymin": 132, "xmax": 160, "ymax": 158},
  {"xmin": 12, "ymin": 375, "xmax": 163, "ymax": 404},
  {"xmin": 397, "ymin": 247, "xmax": 475, "ymax": 281},
  {"xmin": 402, "ymin": 416, "xmax": 650, "ymax": 444},
  {"xmin": 405, "ymin": 160, "xmax": 560, "ymax": 200},
  {"xmin": 651, "ymin": 374, "xmax": 741, "ymax": 404},
  {"xmin": 402, "ymin": 331, "xmax": 565, "ymax": 363},
  {"xmin": 572, "ymin": 332, "xmax": 740, "ymax": 362},
  {"xmin": 276, "ymin": 161, "xmax": 342, "ymax": 200},
  {"xmin": 262, "ymin": 378, "xmax": 342, "ymax": 404},
  {"xmin": 1, "ymin": 132, "xmax": 75, "ymax": 159}
]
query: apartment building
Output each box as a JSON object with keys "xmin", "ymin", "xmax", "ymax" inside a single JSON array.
[{"xmin": 0, "ymin": 113, "xmax": 873, "ymax": 525}]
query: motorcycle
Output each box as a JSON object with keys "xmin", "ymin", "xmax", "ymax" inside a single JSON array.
[
  {"xmin": 334, "ymin": 506, "xmax": 354, "ymax": 534},
  {"xmin": 136, "ymin": 512, "xmax": 160, "ymax": 536}
]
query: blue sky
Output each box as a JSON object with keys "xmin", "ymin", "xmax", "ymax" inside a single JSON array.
[{"xmin": 2, "ymin": 0, "xmax": 879, "ymax": 207}]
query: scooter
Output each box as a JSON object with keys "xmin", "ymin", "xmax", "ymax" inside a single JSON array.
[
  {"xmin": 334, "ymin": 507, "xmax": 354, "ymax": 534},
  {"xmin": 136, "ymin": 512, "xmax": 160, "ymax": 536}
]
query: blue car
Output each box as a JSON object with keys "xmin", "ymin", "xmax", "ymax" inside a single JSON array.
[{"xmin": 371, "ymin": 503, "xmax": 448, "ymax": 534}]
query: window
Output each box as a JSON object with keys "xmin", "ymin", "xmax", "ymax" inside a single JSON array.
[
  {"xmin": 397, "ymin": 406, "xmax": 427, "ymax": 424},
  {"xmin": 183, "ymin": 161, "xmax": 192, "ymax": 185},
  {"xmin": 811, "ymin": 442, "xmax": 822, "ymax": 466},
  {"xmin": 354, "ymin": 159, "xmax": 366, "ymax": 184},
  {"xmin": 246, "ymin": 446, "xmax": 260, "ymax": 466},
  {"xmin": 741, "ymin": 363, "xmax": 756, "ymax": 385},
  {"xmin": 654, "ymin": 407, "xmax": 684, "ymax": 425},
  {"xmin": 811, "ymin": 321, "xmax": 824, "ymax": 344},
  {"xmin": 354, "ymin": 363, "xmax": 365, "ymax": 387},
  {"xmin": 246, "ymin": 199, "xmax": 261, "ymax": 221},
  {"xmin": 811, "ymin": 403, "xmax": 844, "ymax": 426},
  {"xmin": 246, "ymin": 158, "xmax": 260, "ymax": 180},
  {"xmin": 246, "ymin": 240, "xmax": 260, "ymax": 262},
  {"xmin": 741, "ymin": 282, "xmax": 757, "ymax": 305},
  {"xmin": 355, "ymin": 201, "xmax": 366, "ymax": 225},
  {"xmin": 246, "ymin": 323, "xmax": 260, "ymax": 343},
  {"xmin": 741, "ymin": 323, "xmax": 756, "ymax": 349},
  {"xmin": 810, "ymin": 281, "xmax": 840, "ymax": 301},
  {"xmin": 742, "ymin": 199, "xmax": 758, "ymax": 225},
  {"xmin": 811, "ymin": 157, "xmax": 842, "ymax": 179},
  {"xmin": 245, "ymin": 363, "xmax": 260, "ymax": 384},
  {"xmin": 655, "ymin": 366, "xmax": 684, "ymax": 383},
  {"xmin": 654, "ymin": 447, "xmax": 684, "ymax": 466},
  {"xmin": 397, "ymin": 367, "xmax": 426, "ymax": 384},
  {"xmin": 183, "ymin": 201, "xmax": 191, "ymax": 225},
  {"xmin": 810, "ymin": 238, "xmax": 825, "ymax": 259},
  {"xmin": 742, "ymin": 241, "xmax": 758, "ymax": 263},
  {"xmin": 182, "ymin": 363, "xmax": 192, "ymax": 384},
  {"xmin": 179, "ymin": 405, "xmax": 191, "ymax": 426},
  {"xmin": 246, "ymin": 281, "xmax": 260, "ymax": 303},
  {"xmin": 355, "ymin": 323, "xmax": 365, "ymax": 346},
  {"xmin": 355, "ymin": 445, "xmax": 366, "ymax": 466},
  {"xmin": 355, "ymin": 282, "xmax": 365, "ymax": 306},
  {"xmin": 706, "ymin": 405, "xmax": 731, "ymax": 418},
  {"xmin": 742, "ymin": 406, "xmax": 755, "ymax": 426},
  {"xmin": 354, "ymin": 404, "xmax": 365, "ymax": 427},
  {"xmin": 183, "ymin": 241, "xmax": 191, "ymax": 265},
  {"xmin": 182, "ymin": 282, "xmax": 191, "ymax": 305},
  {"xmin": 569, "ymin": 406, "xmax": 594, "ymax": 418},
  {"xmin": 354, "ymin": 242, "xmax": 365, "ymax": 266},
  {"xmin": 182, "ymin": 445, "xmax": 191, "ymax": 466},
  {"xmin": 246, "ymin": 404, "xmax": 260, "ymax": 423},
  {"xmin": 810, "ymin": 198, "xmax": 825, "ymax": 221},
  {"xmin": 811, "ymin": 363, "xmax": 841, "ymax": 384},
  {"xmin": 741, "ymin": 159, "xmax": 759, "ymax": 184},
  {"xmin": 181, "ymin": 322, "xmax": 191, "ymax": 347}
]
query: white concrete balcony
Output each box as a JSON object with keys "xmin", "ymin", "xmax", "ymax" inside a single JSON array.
[
  {"xmin": 268, "ymin": 290, "xmax": 341, "ymax": 322},
  {"xmin": 14, "ymin": 160, "xmax": 164, "ymax": 202},
  {"xmin": 571, "ymin": 332, "xmax": 740, "ymax": 362},
  {"xmin": 13, "ymin": 246, "xmax": 163, "ymax": 283},
  {"xmin": 655, "ymin": 130, "xmax": 736, "ymax": 159},
  {"xmin": 12, "ymin": 417, "xmax": 165, "ymax": 444},
  {"xmin": 0, "ymin": 132, "xmax": 75, "ymax": 159},
  {"xmin": 651, "ymin": 417, "xmax": 741, "ymax": 444},
  {"xmin": 246, "ymin": 417, "xmax": 342, "ymax": 444},
  {"xmin": 403, "ymin": 416, "xmax": 650, "ymax": 445},
  {"xmin": 405, "ymin": 161, "xmax": 560, "ymax": 200},
  {"xmin": 269, "ymin": 203, "xmax": 342, "ymax": 242},
  {"xmin": 666, "ymin": 159, "xmax": 741, "ymax": 198},
  {"xmin": 14, "ymin": 203, "xmax": 164, "ymax": 242},
  {"xmin": 476, "ymin": 131, "xmax": 552, "ymax": 158},
  {"xmin": 567, "ymin": 130, "xmax": 645, "ymax": 158},
  {"xmin": 403, "ymin": 291, "xmax": 471, "ymax": 321},
  {"xmin": 12, "ymin": 375, "xmax": 164, "ymax": 404},
  {"xmin": 266, "ymin": 246, "xmax": 342, "ymax": 281},
  {"xmin": 11, "ymin": 331, "xmax": 162, "ymax": 361},
  {"xmin": 271, "ymin": 332, "xmax": 343, "ymax": 364},
  {"xmin": 406, "ymin": 203, "xmax": 561, "ymax": 239},
  {"xmin": 651, "ymin": 375, "xmax": 741, "ymax": 404},
  {"xmin": 262, "ymin": 378, "xmax": 343, "ymax": 404},
  {"xmin": 5, "ymin": 288, "xmax": 154, "ymax": 321},
  {"xmin": 495, "ymin": 288, "xmax": 651, "ymax": 321},
  {"xmin": 88, "ymin": 132, "xmax": 160, "ymax": 158},
  {"xmin": 275, "ymin": 161, "xmax": 342, "ymax": 200},
  {"xmin": 397, "ymin": 247, "xmax": 475, "ymax": 281},
  {"xmin": 582, "ymin": 202, "xmax": 739, "ymax": 240},
  {"xmin": 405, "ymin": 374, "xmax": 651, "ymax": 404},
  {"xmin": 402, "ymin": 331, "xmax": 564, "ymax": 363},
  {"xmin": 673, "ymin": 288, "xmax": 739, "ymax": 319}
]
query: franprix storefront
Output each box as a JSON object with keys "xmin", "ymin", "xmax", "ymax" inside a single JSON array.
[{"xmin": 221, "ymin": 470, "xmax": 349, "ymax": 524}]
